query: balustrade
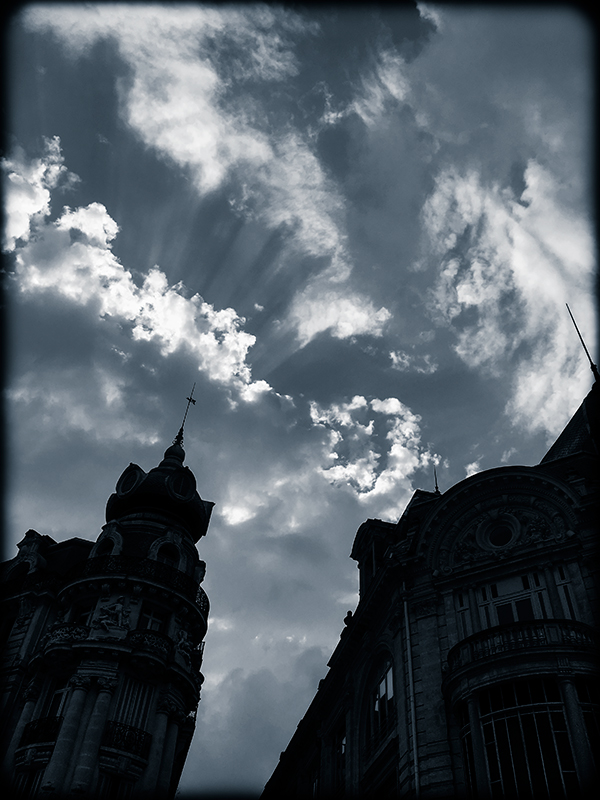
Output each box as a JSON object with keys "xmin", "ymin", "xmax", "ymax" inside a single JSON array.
[
  {"xmin": 65, "ymin": 556, "xmax": 208, "ymax": 614},
  {"xmin": 127, "ymin": 629, "xmax": 173, "ymax": 660},
  {"xmin": 447, "ymin": 619, "xmax": 600, "ymax": 673},
  {"xmin": 101, "ymin": 720, "xmax": 152, "ymax": 760},
  {"xmin": 19, "ymin": 716, "xmax": 63, "ymax": 747}
]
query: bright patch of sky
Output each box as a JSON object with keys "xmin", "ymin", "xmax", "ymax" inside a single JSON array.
[{"xmin": 3, "ymin": 4, "xmax": 596, "ymax": 796}]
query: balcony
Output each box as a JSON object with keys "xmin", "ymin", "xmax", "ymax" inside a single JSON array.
[
  {"xmin": 19, "ymin": 716, "xmax": 63, "ymax": 746},
  {"xmin": 101, "ymin": 720, "xmax": 152, "ymax": 760},
  {"xmin": 447, "ymin": 619, "xmax": 600, "ymax": 674},
  {"xmin": 127, "ymin": 629, "xmax": 173, "ymax": 661},
  {"xmin": 67, "ymin": 556, "xmax": 209, "ymax": 615}
]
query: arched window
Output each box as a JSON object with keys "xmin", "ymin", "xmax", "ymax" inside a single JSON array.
[
  {"xmin": 365, "ymin": 656, "xmax": 395, "ymax": 756},
  {"xmin": 95, "ymin": 538, "xmax": 114, "ymax": 558},
  {"xmin": 157, "ymin": 543, "xmax": 179, "ymax": 569},
  {"xmin": 459, "ymin": 677, "xmax": 581, "ymax": 798}
]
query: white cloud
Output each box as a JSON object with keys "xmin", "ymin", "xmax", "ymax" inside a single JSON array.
[
  {"xmin": 3, "ymin": 141, "xmax": 272, "ymax": 402},
  {"xmin": 310, "ymin": 395, "xmax": 436, "ymax": 520},
  {"xmin": 22, "ymin": 4, "xmax": 388, "ymax": 350},
  {"xmin": 465, "ymin": 460, "xmax": 480, "ymax": 477},
  {"xmin": 8, "ymin": 368, "xmax": 160, "ymax": 448},
  {"xmin": 310, "ymin": 395, "xmax": 368, "ymax": 428},
  {"xmin": 288, "ymin": 279, "xmax": 391, "ymax": 346},
  {"xmin": 2, "ymin": 136, "xmax": 77, "ymax": 252},
  {"xmin": 390, "ymin": 350, "xmax": 437, "ymax": 374},
  {"xmin": 421, "ymin": 163, "xmax": 595, "ymax": 436},
  {"xmin": 417, "ymin": 2, "xmax": 444, "ymax": 31}
]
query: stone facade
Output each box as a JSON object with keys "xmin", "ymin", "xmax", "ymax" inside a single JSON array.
[
  {"xmin": 1, "ymin": 441, "xmax": 213, "ymax": 799},
  {"xmin": 262, "ymin": 383, "xmax": 599, "ymax": 799}
]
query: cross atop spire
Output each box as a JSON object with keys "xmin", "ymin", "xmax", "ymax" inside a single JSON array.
[
  {"xmin": 173, "ymin": 383, "xmax": 197, "ymax": 447},
  {"xmin": 567, "ymin": 304, "xmax": 599, "ymax": 382},
  {"xmin": 434, "ymin": 464, "xmax": 441, "ymax": 494}
]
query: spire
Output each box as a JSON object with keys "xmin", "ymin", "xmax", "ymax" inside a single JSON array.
[
  {"xmin": 173, "ymin": 383, "xmax": 197, "ymax": 448},
  {"xmin": 566, "ymin": 304, "xmax": 599, "ymax": 382}
]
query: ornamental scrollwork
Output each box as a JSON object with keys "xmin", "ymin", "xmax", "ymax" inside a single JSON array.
[
  {"xmin": 45, "ymin": 624, "xmax": 89, "ymax": 646},
  {"xmin": 128, "ymin": 631, "xmax": 171, "ymax": 659}
]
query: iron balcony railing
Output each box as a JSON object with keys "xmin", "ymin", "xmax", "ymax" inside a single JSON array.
[
  {"xmin": 19, "ymin": 716, "xmax": 64, "ymax": 747},
  {"xmin": 447, "ymin": 619, "xmax": 600, "ymax": 673},
  {"xmin": 67, "ymin": 556, "xmax": 209, "ymax": 614},
  {"xmin": 127, "ymin": 629, "xmax": 173, "ymax": 660},
  {"xmin": 101, "ymin": 720, "xmax": 152, "ymax": 760}
]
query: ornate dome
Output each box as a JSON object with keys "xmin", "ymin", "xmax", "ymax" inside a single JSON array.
[{"xmin": 105, "ymin": 444, "xmax": 214, "ymax": 542}]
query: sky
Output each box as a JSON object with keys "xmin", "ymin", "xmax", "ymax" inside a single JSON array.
[{"xmin": 2, "ymin": 2, "xmax": 597, "ymax": 796}]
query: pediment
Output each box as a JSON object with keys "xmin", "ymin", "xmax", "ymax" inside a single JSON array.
[{"xmin": 418, "ymin": 467, "xmax": 579, "ymax": 576}]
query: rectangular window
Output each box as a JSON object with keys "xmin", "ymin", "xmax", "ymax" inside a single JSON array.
[
  {"xmin": 496, "ymin": 604, "xmax": 514, "ymax": 625},
  {"xmin": 113, "ymin": 676, "xmax": 153, "ymax": 729},
  {"xmin": 555, "ymin": 565, "xmax": 578, "ymax": 620},
  {"xmin": 43, "ymin": 678, "xmax": 70, "ymax": 718},
  {"xmin": 515, "ymin": 597, "xmax": 535, "ymax": 622},
  {"xmin": 72, "ymin": 600, "xmax": 96, "ymax": 626},
  {"xmin": 479, "ymin": 575, "xmax": 550, "ymax": 627},
  {"xmin": 369, "ymin": 663, "xmax": 395, "ymax": 754},
  {"xmin": 138, "ymin": 603, "xmax": 167, "ymax": 632}
]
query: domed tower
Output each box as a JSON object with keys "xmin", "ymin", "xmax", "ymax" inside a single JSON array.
[{"xmin": 1, "ymin": 419, "xmax": 214, "ymax": 799}]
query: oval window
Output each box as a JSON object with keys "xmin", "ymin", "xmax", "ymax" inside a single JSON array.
[{"xmin": 489, "ymin": 524, "xmax": 513, "ymax": 547}]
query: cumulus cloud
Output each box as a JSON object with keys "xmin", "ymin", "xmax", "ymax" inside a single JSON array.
[
  {"xmin": 4, "ymin": 140, "xmax": 273, "ymax": 402},
  {"xmin": 2, "ymin": 135, "xmax": 78, "ymax": 251},
  {"xmin": 22, "ymin": 4, "xmax": 390, "ymax": 349},
  {"xmin": 310, "ymin": 395, "xmax": 435, "ymax": 520}
]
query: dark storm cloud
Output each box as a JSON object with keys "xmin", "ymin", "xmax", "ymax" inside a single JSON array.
[{"xmin": 188, "ymin": 647, "xmax": 328, "ymax": 793}]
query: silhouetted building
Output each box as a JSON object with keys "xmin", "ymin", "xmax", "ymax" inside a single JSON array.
[
  {"xmin": 263, "ymin": 382, "xmax": 599, "ymax": 799},
  {"xmin": 1, "ymin": 437, "xmax": 213, "ymax": 799}
]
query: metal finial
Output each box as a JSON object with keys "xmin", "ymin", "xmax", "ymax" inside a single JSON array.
[
  {"xmin": 173, "ymin": 383, "xmax": 197, "ymax": 447},
  {"xmin": 566, "ymin": 304, "xmax": 599, "ymax": 382}
]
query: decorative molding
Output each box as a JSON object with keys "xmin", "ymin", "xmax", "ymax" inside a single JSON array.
[
  {"xmin": 96, "ymin": 677, "xmax": 118, "ymax": 694},
  {"xmin": 69, "ymin": 675, "xmax": 91, "ymax": 690}
]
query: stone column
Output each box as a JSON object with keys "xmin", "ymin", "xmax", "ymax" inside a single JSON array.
[
  {"xmin": 467, "ymin": 697, "xmax": 491, "ymax": 800},
  {"xmin": 156, "ymin": 709, "xmax": 183, "ymax": 796},
  {"xmin": 137, "ymin": 696, "xmax": 172, "ymax": 797},
  {"xmin": 543, "ymin": 565, "xmax": 563, "ymax": 618},
  {"xmin": 40, "ymin": 676, "xmax": 90, "ymax": 797},
  {"xmin": 558, "ymin": 676, "xmax": 598, "ymax": 791},
  {"xmin": 3, "ymin": 680, "xmax": 41, "ymax": 775},
  {"xmin": 69, "ymin": 677, "xmax": 117, "ymax": 794}
]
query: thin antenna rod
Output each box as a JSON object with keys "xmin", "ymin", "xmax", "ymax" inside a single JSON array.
[
  {"xmin": 566, "ymin": 304, "xmax": 599, "ymax": 381},
  {"xmin": 433, "ymin": 464, "xmax": 440, "ymax": 494},
  {"xmin": 173, "ymin": 383, "xmax": 197, "ymax": 446}
]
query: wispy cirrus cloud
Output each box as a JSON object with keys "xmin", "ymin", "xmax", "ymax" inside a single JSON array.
[{"xmin": 421, "ymin": 161, "xmax": 595, "ymax": 437}]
